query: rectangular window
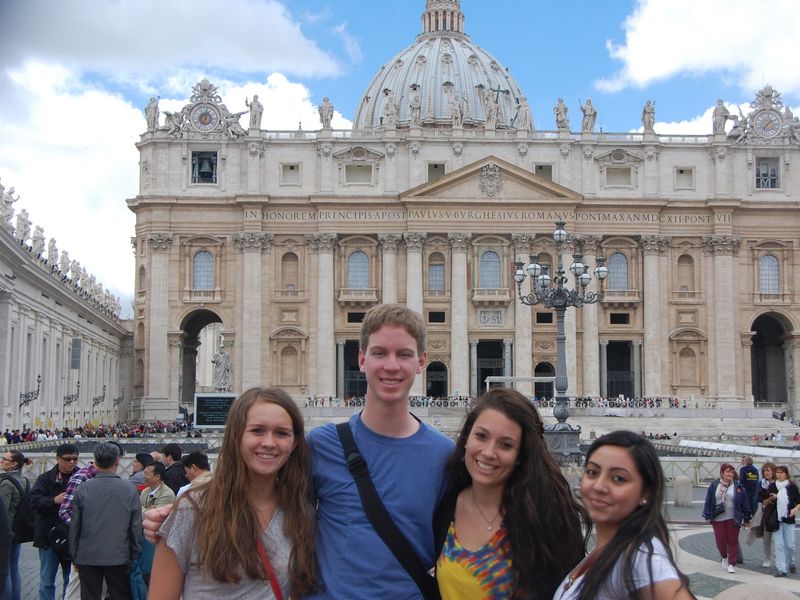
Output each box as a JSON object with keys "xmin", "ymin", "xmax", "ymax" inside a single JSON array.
[
  {"xmin": 755, "ymin": 158, "xmax": 779, "ymax": 189},
  {"xmin": 191, "ymin": 151, "xmax": 218, "ymax": 184},
  {"xmin": 610, "ymin": 313, "xmax": 630, "ymax": 325},
  {"xmin": 345, "ymin": 164, "xmax": 373, "ymax": 184},
  {"xmin": 534, "ymin": 164, "xmax": 553, "ymax": 181},
  {"xmin": 70, "ymin": 338, "xmax": 82, "ymax": 370},
  {"xmin": 428, "ymin": 311, "xmax": 446, "ymax": 323},
  {"xmin": 674, "ymin": 167, "xmax": 695, "ymax": 189},
  {"xmin": 347, "ymin": 312, "xmax": 365, "ymax": 323},
  {"xmin": 535, "ymin": 312, "xmax": 553, "ymax": 324},
  {"xmin": 427, "ymin": 163, "xmax": 446, "ymax": 182},
  {"xmin": 428, "ymin": 264, "xmax": 445, "ymax": 291},
  {"xmin": 281, "ymin": 164, "xmax": 301, "ymax": 185},
  {"xmin": 606, "ymin": 167, "xmax": 632, "ymax": 187}
]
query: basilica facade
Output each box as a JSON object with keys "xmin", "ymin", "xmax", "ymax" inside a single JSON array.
[{"xmin": 129, "ymin": 0, "xmax": 800, "ymax": 420}]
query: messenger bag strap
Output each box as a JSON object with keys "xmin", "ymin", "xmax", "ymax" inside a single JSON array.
[{"xmin": 336, "ymin": 422, "xmax": 439, "ymax": 600}]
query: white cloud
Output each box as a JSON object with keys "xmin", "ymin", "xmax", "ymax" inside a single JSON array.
[
  {"xmin": 332, "ymin": 22, "xmax": 364, "ymax": 64},
  {"xmin": 0, "ymin": 0, "xmax": 341, "ymax": 84},
  {"xmin": 596, "ymin": 0, "xmax": 800, "ymax": 94}
]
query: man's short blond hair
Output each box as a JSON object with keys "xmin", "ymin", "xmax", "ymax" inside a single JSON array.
[{"xmin": 359, "ymin": 304, "xmax": 426, "ymax": 355}]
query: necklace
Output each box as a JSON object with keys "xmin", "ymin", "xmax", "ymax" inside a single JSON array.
[{"xmin": 471, "ymin": 488, "xmax": 500, "ymax": 531}]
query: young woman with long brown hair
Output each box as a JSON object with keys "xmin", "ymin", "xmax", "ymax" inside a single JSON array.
[{"xmin": 148, "ymin": 387, "xmax": 318, "ymax": 599}]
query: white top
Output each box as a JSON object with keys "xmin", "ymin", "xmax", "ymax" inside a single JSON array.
[{"xmin": 552, "ymin": 538, "xmax": 680, "ymax": 600}]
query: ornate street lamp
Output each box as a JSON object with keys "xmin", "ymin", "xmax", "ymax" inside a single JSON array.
[
  {"xmin": 113, "ymin": 387, "xmax": 125, "ymax": 408},
  {"xmin": 63, "ymin": 381, "xmax": 80, "ymax": 427},
  {"xmin": 19, "ymin": 374, "xmax": 41, "ymax": 408},
  {"xmin": 91, "ymin": 385, "xmax": 106, "ymax": 423},
  {"xmin": 514, "ymin": 221, "xmax": 608, "ymax": 462}
]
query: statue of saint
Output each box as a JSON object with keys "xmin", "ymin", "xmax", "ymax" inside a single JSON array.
[
  {"xmin": 482, "ymin": 87, "xmax": 498, "ymax": 129},
  {"xmin": 383, "ymin": 95, "xmax": 399, "ymax": 128},
  {"xmin": 212, "ymin": 340, "xmax": 232, "ymax": 391},
  {"xmin": 48, "ymin": 238, "xmax": 58, "ymax": 266},
  {"xmin": 223, "ymin": 111, "xmax": 248, "ymax": 138},
  {"xmin": 1, "ymin": 186, "xmax": 19, "ymax": 224},
  {"xmin": 580, "ymin": 98, "xmax": 597, "ymax": 132},
  {"xmin": 554, "ymin": 98, "xmax": 569, "ymax": 130},
  {"xmin": 14, "ymin": 209, "xmax": 31, "ymax": 242},
  {"xmin": 32, "ymin": 225, "xmax": 45, "ymax": 256},
  {"xmin": 712, "ymin": 99, "xmax": 730, "ymax": 134},
  {"xmin": 451, "ymin": 95, "xmax": 465, "ymax": 128},
  {"xmin": 513, "ymin": 96, "xmax": 531, "ymax": 130},
  {"xmin": 408, "ymin": 86, "xmax": 421, "ymax": 126},
  {"xmin": 59, "ymin": 250, "xmax": 70, "ymax": 275},
  {"xmin": 641, "ymin": 100, "xmax": 655, "ymax": 133},
  {"xmin": 144, "ymin": 97, "xmax": 159, "ymax": 130},
  {"xmin": 245, "ymin": 95, "xmax": 263, "ymax": 129},
  {"xmin": 318, "ymin": 97, "xmax": 334, "ymax": 129}
]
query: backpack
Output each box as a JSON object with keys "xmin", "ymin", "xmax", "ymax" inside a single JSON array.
[{"xmin": 0, "ymin": 474, "xmax": 34, "ymax": 543}]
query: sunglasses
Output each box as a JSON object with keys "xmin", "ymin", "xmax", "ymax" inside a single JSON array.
[{"xmin": 59, "ymin": 456, "xmax": 79, "ymax": 462}]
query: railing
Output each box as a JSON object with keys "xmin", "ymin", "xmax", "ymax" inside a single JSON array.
[
  {"xmin": 671, "ymin": 290, "xmax": 703, "ymax": 301},
  {"xmin": 602, "ymin": 289, "xmax": 641, "ymax": 305},
  {"xmin": 471, "ymin": 288, "xmax": 511, "ymax": 305},
  {"xmin": 274, "ymin": 288, "xmax": 306, "ymax": 300},
  {"xmin": 183, "ymin": 288, "xmax": 221, "ymax": 303},
  {"xmin": 754, "ymin": 291, "xmax": 791, "ymax": 304},
  {"xmin": 337, "ymin": 288, "xmax": 379, "ymax": 305}
]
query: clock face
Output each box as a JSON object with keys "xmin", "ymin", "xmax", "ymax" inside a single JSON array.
[
  {"xmin": 753, "ymin": 109, "xmax": 782, "ymax": 138},
  {"xmin": 191, "ymin": 104, "xmax": 220, "ymax": 132}
]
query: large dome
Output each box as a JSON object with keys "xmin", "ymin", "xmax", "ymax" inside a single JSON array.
[{"xmin": 352, "ymin": 1, "xmax": 532, "ymax": 131}]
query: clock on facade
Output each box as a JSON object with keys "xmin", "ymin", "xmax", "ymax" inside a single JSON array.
[
  {"xmin": 752, "ymin": 109, "xmax": 782, "ymax": 138},
  {"xmin": 190, "ymin": 104, "xmax": 221, "ymax": 132}
]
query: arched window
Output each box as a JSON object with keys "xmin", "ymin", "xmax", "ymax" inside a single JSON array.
[
  {"xmin": 193, "ymin": 251, "xmax": 214, "ymax": 290},
  {"xmin": 479, "ymin": 251, "xmax": 500, "ymax": 288},
  {"xmin": 759, "ymin": 254, "xmax": 779, "ymax": 294},
  {"xmin": 348, "ymin": 251, "xmax": 369, "ymax": 289},
  {"xmin": 428, "ymin": 252, "xmax": 445, "ymax": 291},
  {"xmin": 679, "ymin": 347, "xmax": 697, "ymax": 385},
  {"xmin": 677, "ymin": 254, "xmax": 694, "ymax": 292},
  {"xmin": 608, "ymin": 252, "xmax": 628, "ymax": 290},
  {"xmin": 281, "ymin": 252, "xmax": 299, "ymax": 289}
]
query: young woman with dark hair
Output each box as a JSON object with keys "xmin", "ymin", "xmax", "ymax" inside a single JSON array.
[
  {"xmin": 434, "ymin": 388, "xmax": 588, "ymax": 599},
  {"xmin": 553, "ymin": 431, "xmax": 694, "ymax": 600},
  {"xmin": 149, "ymin": 387, "xmax": 319, "ymax": 599},
  {"xmin": 1, "ymin": 449, "xmax": 33, "ymax": 600},
  {"xmin": 766, "ymin": 465, "xmax": 799, "ymax": 577}
]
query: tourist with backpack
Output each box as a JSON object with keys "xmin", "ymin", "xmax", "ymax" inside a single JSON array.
[
  {"xmin": 31, "ymin": 443, "xmax": 79, "ymax": 600},
  {"xmin": 0, "ymin": 450, "xmax": 33, "ymax": 600},
  {"xmin": 0, "ymin": 496, "xmax": 11, "ymax": 597}
]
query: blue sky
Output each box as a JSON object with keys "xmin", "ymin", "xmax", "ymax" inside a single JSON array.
[{"xmin": 0, "ymin": 0, "xmax": 799, "ymax": 311}]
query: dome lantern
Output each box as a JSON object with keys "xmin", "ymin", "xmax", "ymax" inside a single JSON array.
[{"xmin": 421, "ymin": 0, "xmax": 465, "ymax": 36}]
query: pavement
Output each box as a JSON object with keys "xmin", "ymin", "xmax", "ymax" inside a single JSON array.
[{"xmin": 13, "ymin": 487, "xmax": 800, "ymax": 599}]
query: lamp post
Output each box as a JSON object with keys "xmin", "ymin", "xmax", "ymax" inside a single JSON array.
[
  {"xmin": 91, "ymin": 385, "xmax": 106, "ymax": 424},
  {"xmin": 19, "ymin": 374, "xmax": 41, "ymax": 408},
  {"xmin": 514, "ymin": 221, "xmax": 608, "ymax": 463},
  {"xmin": 113, "ymin": 387, "xmax": 125, "ymax": 408},
  {"xmin": 63, "ymin": 381, "xmax": 80, "ymax": 428}
]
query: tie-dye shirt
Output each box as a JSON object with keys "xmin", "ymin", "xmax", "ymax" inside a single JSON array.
[{"xmin": 436, "ymin": 521, "xmax": 515, "ymax": 599}]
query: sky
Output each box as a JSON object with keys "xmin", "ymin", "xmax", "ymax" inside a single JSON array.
[{"xmin": 1, "ymin": 0, "xmax": 799, "ymax": 317}]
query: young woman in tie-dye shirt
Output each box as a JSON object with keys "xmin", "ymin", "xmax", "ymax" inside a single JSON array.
[{"xmin": 433, "ymin": 389, "xmax": 588, "ymax": 599}]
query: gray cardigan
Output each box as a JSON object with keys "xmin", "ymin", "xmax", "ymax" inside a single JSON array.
[{"xmin": 69, "ymin": 472, "xmax": 143, "ymax": 566}]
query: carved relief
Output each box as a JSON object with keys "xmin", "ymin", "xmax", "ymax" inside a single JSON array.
[
  {"xmin": 479, "ymin": 164, "xmax": 503, "ymax": 198},
  {"xmin": 306, "ymin": 233, "xmax": 338, "ymax": 252},
  {"xmin": 702, "ymin": 235, "xmax": 741, "ymax": 256},
  {"xmin": 234, "ymin": 232, "xmax": 273, "ymax": 252},
  {"xmin": 448, "ymin": 232, "xmax": 472, "ymax": 251},
  {"xmin": 404, "ymin": 232, "xmax": 427, "ymax": 251},
  {"xmin": 452, "ymin": 142, "xmax": 463, "ymax": 156},
  {"xmin": 377, "ymin": 233, "xmax": 403, "ymax": 252},
  {"xmin": 640, "ymin": 235, "xmax": 669, "ymax": 255},
  {"xmin": 147, "ymin": 233, "xmax": 174, "ymax": 251}
]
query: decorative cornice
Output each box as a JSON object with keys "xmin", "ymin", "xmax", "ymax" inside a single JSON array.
[
  {"xmin": 234, "ymin": 232, "xmax": 273, "ymax": 252},
  {"xmin": 511, "ymin": 233, "xmax": 533, "ymax": 252},
  {"xmin": 703, "ymin": 235, "xmax": 741, "ymax": 256},
  {"xmin": 448, "ymin": 232, "xmax": 472, "ymax": 251},
  {"xmin": 147, "ymin": 233, "xmax": 174, "ymax": 251},
  {"xmin": 571, "ymin": 234, "xmax": 602, "ymax": 256},
  {"xmin": 404, "ymin": 232, "xmax": 427, "ymax": 251},
  {"xmin": 377, "ymin": 233, "xmax": 403, "ymax": 252},
  {"xmin": 640, "ymin": 235, "xmax": 670, "ymax": 255}
]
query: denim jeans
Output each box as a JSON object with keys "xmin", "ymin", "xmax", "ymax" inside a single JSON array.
[
  {"xmin": 1, "ymin": 543, "xmax": 21, "ymax": 600},
  {"xmin": 773, "ymin": 522, "xmax": 796, "ymax": 574},
  {"xmin": 38, "ymin": 547, "xmax": 71, "ymax": 600}
]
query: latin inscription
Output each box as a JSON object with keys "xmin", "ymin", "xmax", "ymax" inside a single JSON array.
[{"xmin": 262, "ymin": 208, "xmax": 732, "ymax": 224}]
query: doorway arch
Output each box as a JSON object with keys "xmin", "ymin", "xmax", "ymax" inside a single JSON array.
[
  {"xmin": 179, "ymin": 309, "xmax": 223, "ymax": 409},
  {"xmin": 750, "ymin": 313, "xmax": 790, "ymax": 403}
]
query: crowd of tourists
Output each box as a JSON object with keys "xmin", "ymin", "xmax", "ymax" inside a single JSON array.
[
  {"xmin": 1, "ymin": 421, "xmax": 193, "ymax": 446},
  {"xmin": 0, "ymin": 303, "xmax": 797, "ymax": 599}
]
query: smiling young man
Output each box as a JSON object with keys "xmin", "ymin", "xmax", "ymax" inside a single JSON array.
[{"xmin": 306, "ymin": 303, "xmax": 454, "ymax": 599}]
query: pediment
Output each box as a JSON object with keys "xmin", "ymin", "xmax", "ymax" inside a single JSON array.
[
  {"xmin": 594, "ymin": 148, "xmax": 643, "ymax": 165},
  {"xmin": 332, "ymin": 145, "xmax": 385, "ymax": 161},
  {"xmin": 401, "ymin": 155, "xmax": 582, "ymax": 203}
]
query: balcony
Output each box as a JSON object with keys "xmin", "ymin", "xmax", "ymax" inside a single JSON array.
[
  {"xmin": 182, "ymin": 288, "xmax": 222, "ymax": 303},
  {"xmin": 602, "ymin": 289, "xmax": 640, "ymax": 308},
  {"xmin": 754, "ymin": 291, "xmax": 791, "ymax": 305},
  {"xmin": 471, "ymin": 288, "xmax": 511, "ymax": 307},
  {"xmin": 338, "ymin": 288, "xmax": 379, "ymax": 306},
  {"xmin": 424, "ymin": 288, "xmax": 450, "ymax": 301},
  {"xmin": 274, "ymin": 288, "xmax": 306, "ymax": 302},
  {"xmin": 671, "ymin": 290, "xmax": 703, "ymax": 303}
]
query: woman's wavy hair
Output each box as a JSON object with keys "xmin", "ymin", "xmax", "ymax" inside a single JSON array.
[
  {"xmin": 761, "ymin": 461, "xmax": 777, "ymax": 480},
  {"xmin": 575, "ymin": 430, "xmax": 695, "ymax": 600},
  {"xmin": 445, "ymin": 388, "xmax": 589, "ymax": 599},
  {"xmin": 185, "ymin": 387, "xmax": 319, "ymax": 593}
]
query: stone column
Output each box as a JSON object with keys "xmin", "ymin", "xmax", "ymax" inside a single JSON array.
[
  {"xmin": 336, "ymin": 341, "xmax": 345, "ymax": 400},
  {"xmin": 378, "ymin": 234, "xmax": 402, "ymax": 304},
  {"xmin": 788, "ymin": 337, "xmax": 800, "ymax": 419},
  {"xmin": 503, "ymin": 339, "xmax": 512, "ymax": 378},
  {"xmin": 710, "ymin": 146, "xmax": 729, "ymax": 197},
  {"xmin": 235, "ymin": 232, "xmax": 273, "ymax": 390},
  {"xmin": 641, "ymin": 235, "xmax": 668, "ymax": 397},
  {"xmin": 599, "ymin": 340, "xmax": 608, "ymax": 398},
  {"xmin": 145, "ymin": 233, "xmax": 173, "ymax": 417},
  {"xmin": 449, "ymin": 233, "xmax": 471, "ymax": 397},
  {"xmin": 168, "ymin": 335, "xmax": 183, "ymax": 413},
  {"xmin": 307, "ymin": 233, "xmax": 338, "ymax": 398},
  {"xmin": 575, "ymin": 235, "xmax": 601, "ymax": 397},
  {"xmin": 512, "ymin": 234, "xmax": 533, "ymax": 395},
  {"xmin": 318, "ymin": 138, "xmax": 333, "ymax": 193},
  {"xmin": 632, "ymin": 341, "xmax": 642, "ymax": 398},
  {"xmin": 404, "ymin": 233, "xmax": 426, "ymax": 314},
  {"xmin": 246, "ymin": 142, "xmax": 264, "ymax": 191},
  {"xmin": 469, "ymin": 339, "xmax": 478, "ymax": 397},
  {"xmin": 704, "ymin": 235, "xmax": 742, "ymax": 404}
]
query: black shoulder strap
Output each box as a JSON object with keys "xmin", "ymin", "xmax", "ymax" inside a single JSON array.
[
  {"xmin": 336, "ymin": 422, "xmax": 439, "ymax": 600},
  {"xmin": 0, "ymin": 474, "xmax": 27, "ymax": 496}
]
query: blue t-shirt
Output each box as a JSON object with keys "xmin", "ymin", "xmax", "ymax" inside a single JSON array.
[{"xmin": 306, "ymin": 413, "xmax": 454, "ymax": 599}]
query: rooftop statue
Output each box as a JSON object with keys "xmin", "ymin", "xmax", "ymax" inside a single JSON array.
[
  {"xmin": 32, "ymin": 225, "xmax": 45, "ymax": 256},
  {"xmin": 409, "ymin": 86, "xmax": 421, "ymax": 127},
  {"xmin": 554, "ymin": 98, "xmax": 569, "ymax": 130},
  {"xmin": 245, "ymin": 95, "xmax": 263, "ymax": 129},
  {"xmin": 641, "ymin": 100, "xmax": 655, "ymax": 133},
  {"xmin": 579, "ymin": 98, "xmax": 597, "ymax": 132},
  {"xmin": 144, "ymin": 97, "xmax": 159, "ymax": 130},
  {"xmin": 48, "ymin": 238, "xmax": 58, "ymax": 266},
  {"xmin": 712, "ymin": 99, "xmax": 729, "ymax": 134},
  {"xmin": 14, "ymin": 208, "xmax": 31, "ymax": 242},
  {"xmin": 318, "ymin": 97, "xmax": 334, "ymax": 129}
]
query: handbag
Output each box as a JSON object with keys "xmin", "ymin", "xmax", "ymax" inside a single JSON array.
[
  {"xmin": 336, "ymin": 422, "xmax": 440, "ymax": 600},
  {"xmin": 764, "ymin": 502, "xmax": 780, "ymax": 532},
  {"xmin": 256, "ymin": 537, "xmax": 284, "ymax": 600},
  {"xmin": 47, "ymin": 522, "xmax": 71, "ymax": 561},
  {"xmin": 713, "ymin": 502, "xmax": 725, "ymax": 517}
]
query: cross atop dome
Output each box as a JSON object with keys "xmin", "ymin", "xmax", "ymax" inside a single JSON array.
[{"xmin": 421, "ymin": 0, "xmax": 464, "ymax": 36}]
